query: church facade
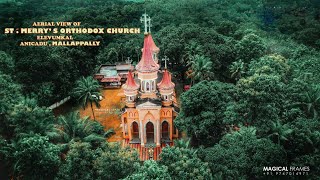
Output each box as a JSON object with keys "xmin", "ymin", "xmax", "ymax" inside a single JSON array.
[{"xmin": 121, "ymin": 31, "xmax": 179, "ymax": 147}]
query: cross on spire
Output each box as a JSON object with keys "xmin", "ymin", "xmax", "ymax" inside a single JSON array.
[
  {"xmin": 162, "ymin": 55, "xmax": 170, "ymax": 69},
  {"xmin": 140, "ymin": 12, "xmax": 151, "ymax": 34},
  {"xmin": 126, "ymin": 57, "xmax": 133, "ymax": 64}
]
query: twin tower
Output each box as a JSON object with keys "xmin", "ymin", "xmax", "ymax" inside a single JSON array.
[{"xmin": 121, "ymin": 32, "xmax": 179, "ymax": 147}]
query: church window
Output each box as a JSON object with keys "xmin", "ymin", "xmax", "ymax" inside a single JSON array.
[
  {"xmin": 151, "ymin": 81, "xmax": 155, "ymax": 91},
  {"xmin": 153, "ymin": 53, "xmax": 156, "ymax": 61},
  {"xmin": 146, "ymin": 82, "xmax": 150, "ymax": 92}
]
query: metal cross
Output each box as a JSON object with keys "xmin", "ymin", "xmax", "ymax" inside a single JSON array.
[
  {"xmin": 162, "ymin": 55, "xmax": 170, "ymax": 69},
  {"xmin": 140, "ymin": 13, "xmax": 151, "ymax": 34}
]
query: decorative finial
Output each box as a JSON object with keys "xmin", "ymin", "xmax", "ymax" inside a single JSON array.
[{"xmin": 162, "ymin": 55, "xmax": 170, "ymax": 69}]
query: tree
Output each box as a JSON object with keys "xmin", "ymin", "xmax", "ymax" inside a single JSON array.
[
  {"xmin": 227, "ymin": 73, "xmax": 286, "ymax": 135},
  {"xmin": 72, "ymin": 76, "xmax": 102, "ymax": 120},
  {"xmin": 235, "ymin": 33, "xmax": 266, "ymax": 62},
  {"xmin": 0, "ymin": 73, "xmax": 22, "ymax": 138},
  {"xmin": 175, "ymin": 80, "xmax": 235, "ymax": 146},
  {"xmin": 51, "ymin": 111, "xmax": 110, "ymax": 148},
  {"xmin": 202, "ymin": 127, "xmax": 286, "ymax": 179},
  {"xmin": 229, "ymin": 59, "xmax": 244, "ymax": 81},
  {"xmin": 0, "ymin": 51, "xmax": 14, "ymax": 75},
  {"xmin": 174, "ymin": 138, "xmax": 191, "ymax": 149},
  {"xmin": 11, "ymin": 135, "xmax": 60, "ymax": 179},
  {"xmin": 124, "ymin": 160, "xmax": 171, "ymax": 180},
  {"xmin": 9, "ymin": 98, "xmax": 56, "ymax": 137},
  {"xmin": 285, "ymin": 117, "xmax": 320, "ymax": 163},
  {"xmin": 248, "ymin": 54, "xmax": 290, "ymax": 80},
  {"xmin": 187, "ymin": 55, "xmax": 213, "ymax": 85},
  {"xmin": 95, "ymin": 145, "xmax": 139, "ymax": 180},
  {"xmin": 159, "ymin": 146, "xmax": 212, "ymax": 180},
  {"xmin": 56, "ymin": 142, "xmax": 100, "ymax": 180},
  {"xmin": 268, "ymin": 120, "xmax": 293, "ymax": 145},
  {"xmin": 297, "ymin": 85, "xmax": 320, "ymax": 119}
]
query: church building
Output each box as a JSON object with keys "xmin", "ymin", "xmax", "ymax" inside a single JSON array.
[{"xmin": 121, "ymin": 15, "xmax": 179, "ymax": 148}]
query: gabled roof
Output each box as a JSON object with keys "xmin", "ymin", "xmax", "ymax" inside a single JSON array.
[
  {"xmin": 136, "ymin": 34, "xmax": 160, "ymax": 72},
  {"xmin": 122, "ymin": 71, "xmax": 139, "ymax": 91},
  {"xmin": 157, "ymin": 70, "xmax": 175, "ymax": 90}
]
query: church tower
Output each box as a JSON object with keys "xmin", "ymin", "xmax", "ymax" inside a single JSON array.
[
  {"xmin": 136, "ymin": 34, "xmax": 160, "ymax": 98},
  {"xmin": 122, "ymin": 71, "xmax": 139, "ymax": 107},
  {"xmin": 121, "ymin": 13, "xmax": 179, "ymax": 151},
  {"xmin": 157, "ymin": 69, "xmax": 175, "ymax": 106}
]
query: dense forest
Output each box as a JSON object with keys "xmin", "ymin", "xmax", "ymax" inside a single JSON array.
[{"xmin": 0, "ymin": 0, "xmax": 320, "ymax": 179}]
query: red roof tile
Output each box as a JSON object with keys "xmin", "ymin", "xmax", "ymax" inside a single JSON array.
[
  {"xmin": 136, "ymin": 34, "xmax": 160, "ymax": 72},
  {"xmin": 100, "ymin": 76, "xmax": 121, "ymax": 82},
  {"xmin": 122, "ymin": 71, "xmax": 139, "ymax": 90},
  {"xmin": 157, "ymin": 70, "xmax": 175, "ymax": 90}
]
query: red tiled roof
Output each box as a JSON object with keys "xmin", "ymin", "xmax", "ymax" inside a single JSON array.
[
  {"xmin": 100, "ymin": 76, "xmax": 121, "ymax": 82},
  {"xmin": 149, "ymin": 35, "xmax": 160, "ymax": 53},
  {"xmin": 157, "ymin": 70, "xmax": 175, "ymax": 90},
  {"xmin": 122, "ymin": 71, "xmax": 139, "ymax": 90},
  {"xmin": 136, "ymin": 34, "xmax": 160, "ymax": 72},
  {"xmin": 141, "ymin": 34, "xmax": 160, "ymax": 53}
]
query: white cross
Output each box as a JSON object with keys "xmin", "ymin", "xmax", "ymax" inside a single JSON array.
[
  {"xmin": 140, "ymin": 13, "xmax": 151, "ymax": 33},
  {"xmin": 162, "ymin": 56, "xmax": 170, "ymax": 69},
  {"xmin": 126, "ymin": 57, "xmax": 132, "ymax": 64},
  {"xmin": 147, "ymin": 18, "xmax": 152, "ymax": 33}
]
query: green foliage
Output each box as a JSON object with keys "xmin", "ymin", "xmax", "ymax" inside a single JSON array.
[
  {"xmin": 95, "ymin": 145, "xmax": 139, "ymax": 180},
  {"xmin": 248, "ymin": 54, "xmax": 290, "ymax": 79},
  {"xmin": 0, "ymin": 73, "xmax": 21, "ymax": 114},
  {"xmin": 0, "ymin": 0, "xmax": 320, "ymax": 178},
  {"xmin": 235, "ymin": 33, "xmax": 266, "ymax": 62},
  {"xmin": 0, "ymin": 51, "xmax": 14, "ymax": 75},
  {"xmin": 72, "ymin": 76, "xmax": 102, "ymax": 120},
  {"xmin": 202, "ymin": 127, "xmax": 286, "ymax": 179},
  {"xmin": 52, "ymin": 111, "xmax": 106, "ymax": 147},
  {"xmin": 285, "ymin": 118, "xmax": 320, "ymax": 161},
  {"xmin": 124, "ymin": 160, "xmax": 171, "ymax": 180},
  {"xmin": 291, "ymin": 152, "xmax": 320, "ymax": 180},
  {"xmin": 176, "ymin": 81, "xmax": 235, "ymax": 146},
  {"xmin": 187, "ymin": 55, "xmax": 213, "ymax": 84},
  {"xmin": 268, "ymin": 120, "xmax": 293, "ymax": 145},
  {"xmin": 12, "ymin": 134, "xmax": 60, "ymax": 180},
  {"xmin": 9, "ymin": 98, "xmax": 55, "ymax": 137},
  {"xmin": 228, "ymin": 73, "xmax": 286, "ymax": 134},
  {"xmin": 56, "ymin": 142, "xmax": 100, "ymax": 180},
  {"xmin": 159, "ymin": 146, "xmax": 212, "ymax": 180}
]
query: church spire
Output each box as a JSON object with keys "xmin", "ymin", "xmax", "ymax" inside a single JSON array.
[
  {"xmin": 136, "ymin": 34, "xmax": 159, "ymax": 72},
  {"xmin": 122, "ymin": 71, "xmax": 139, "ymax": 91},
  {"xmin": 157, "ymin": 70, "xmax": 175, "ymax": 90}
]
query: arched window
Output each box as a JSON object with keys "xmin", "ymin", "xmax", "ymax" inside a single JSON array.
[
  {"xmin": 151, "ymin": 81, "xmax": 155, "ymax": 91},
  {"xmin": 153, "ymin": 53, "xmax": 156, "ymax": 61},
  {"xmin": 142, "ymin": 81, "xmax": 145, "ymax": 91},
  {"xmin": 146, "ymin": 82, "xmax": 150, "ymax": 92}
]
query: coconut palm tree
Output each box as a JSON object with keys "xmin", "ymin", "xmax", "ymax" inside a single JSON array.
[
  {"xmin": 174, "ymin": 138, "xmax": 191, "ymax": 149},
  {"xmin": 229, "ymin": 59, "xmax": 245, "ymax": 81},
  {"xmin": 51, "ymin": 111, "xmax": 115, "ymax": 144},
  {"xmin": 183, "ymin": 41, "xmax": 204, "ymax": 64},
  {"xmin": 268, "ymin": 120, "xmax": 293, "ymax": 145},
  {"xmin": 72, "ymin": 76, "xmax": 102, "ymax": 120},
  {"xmin": 300, "ymin": 85, "xmax": 320, "ymax": 119},
  {"xmin": 187, "ymin": 55, "xmax": 214, "ymax": 85}
]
